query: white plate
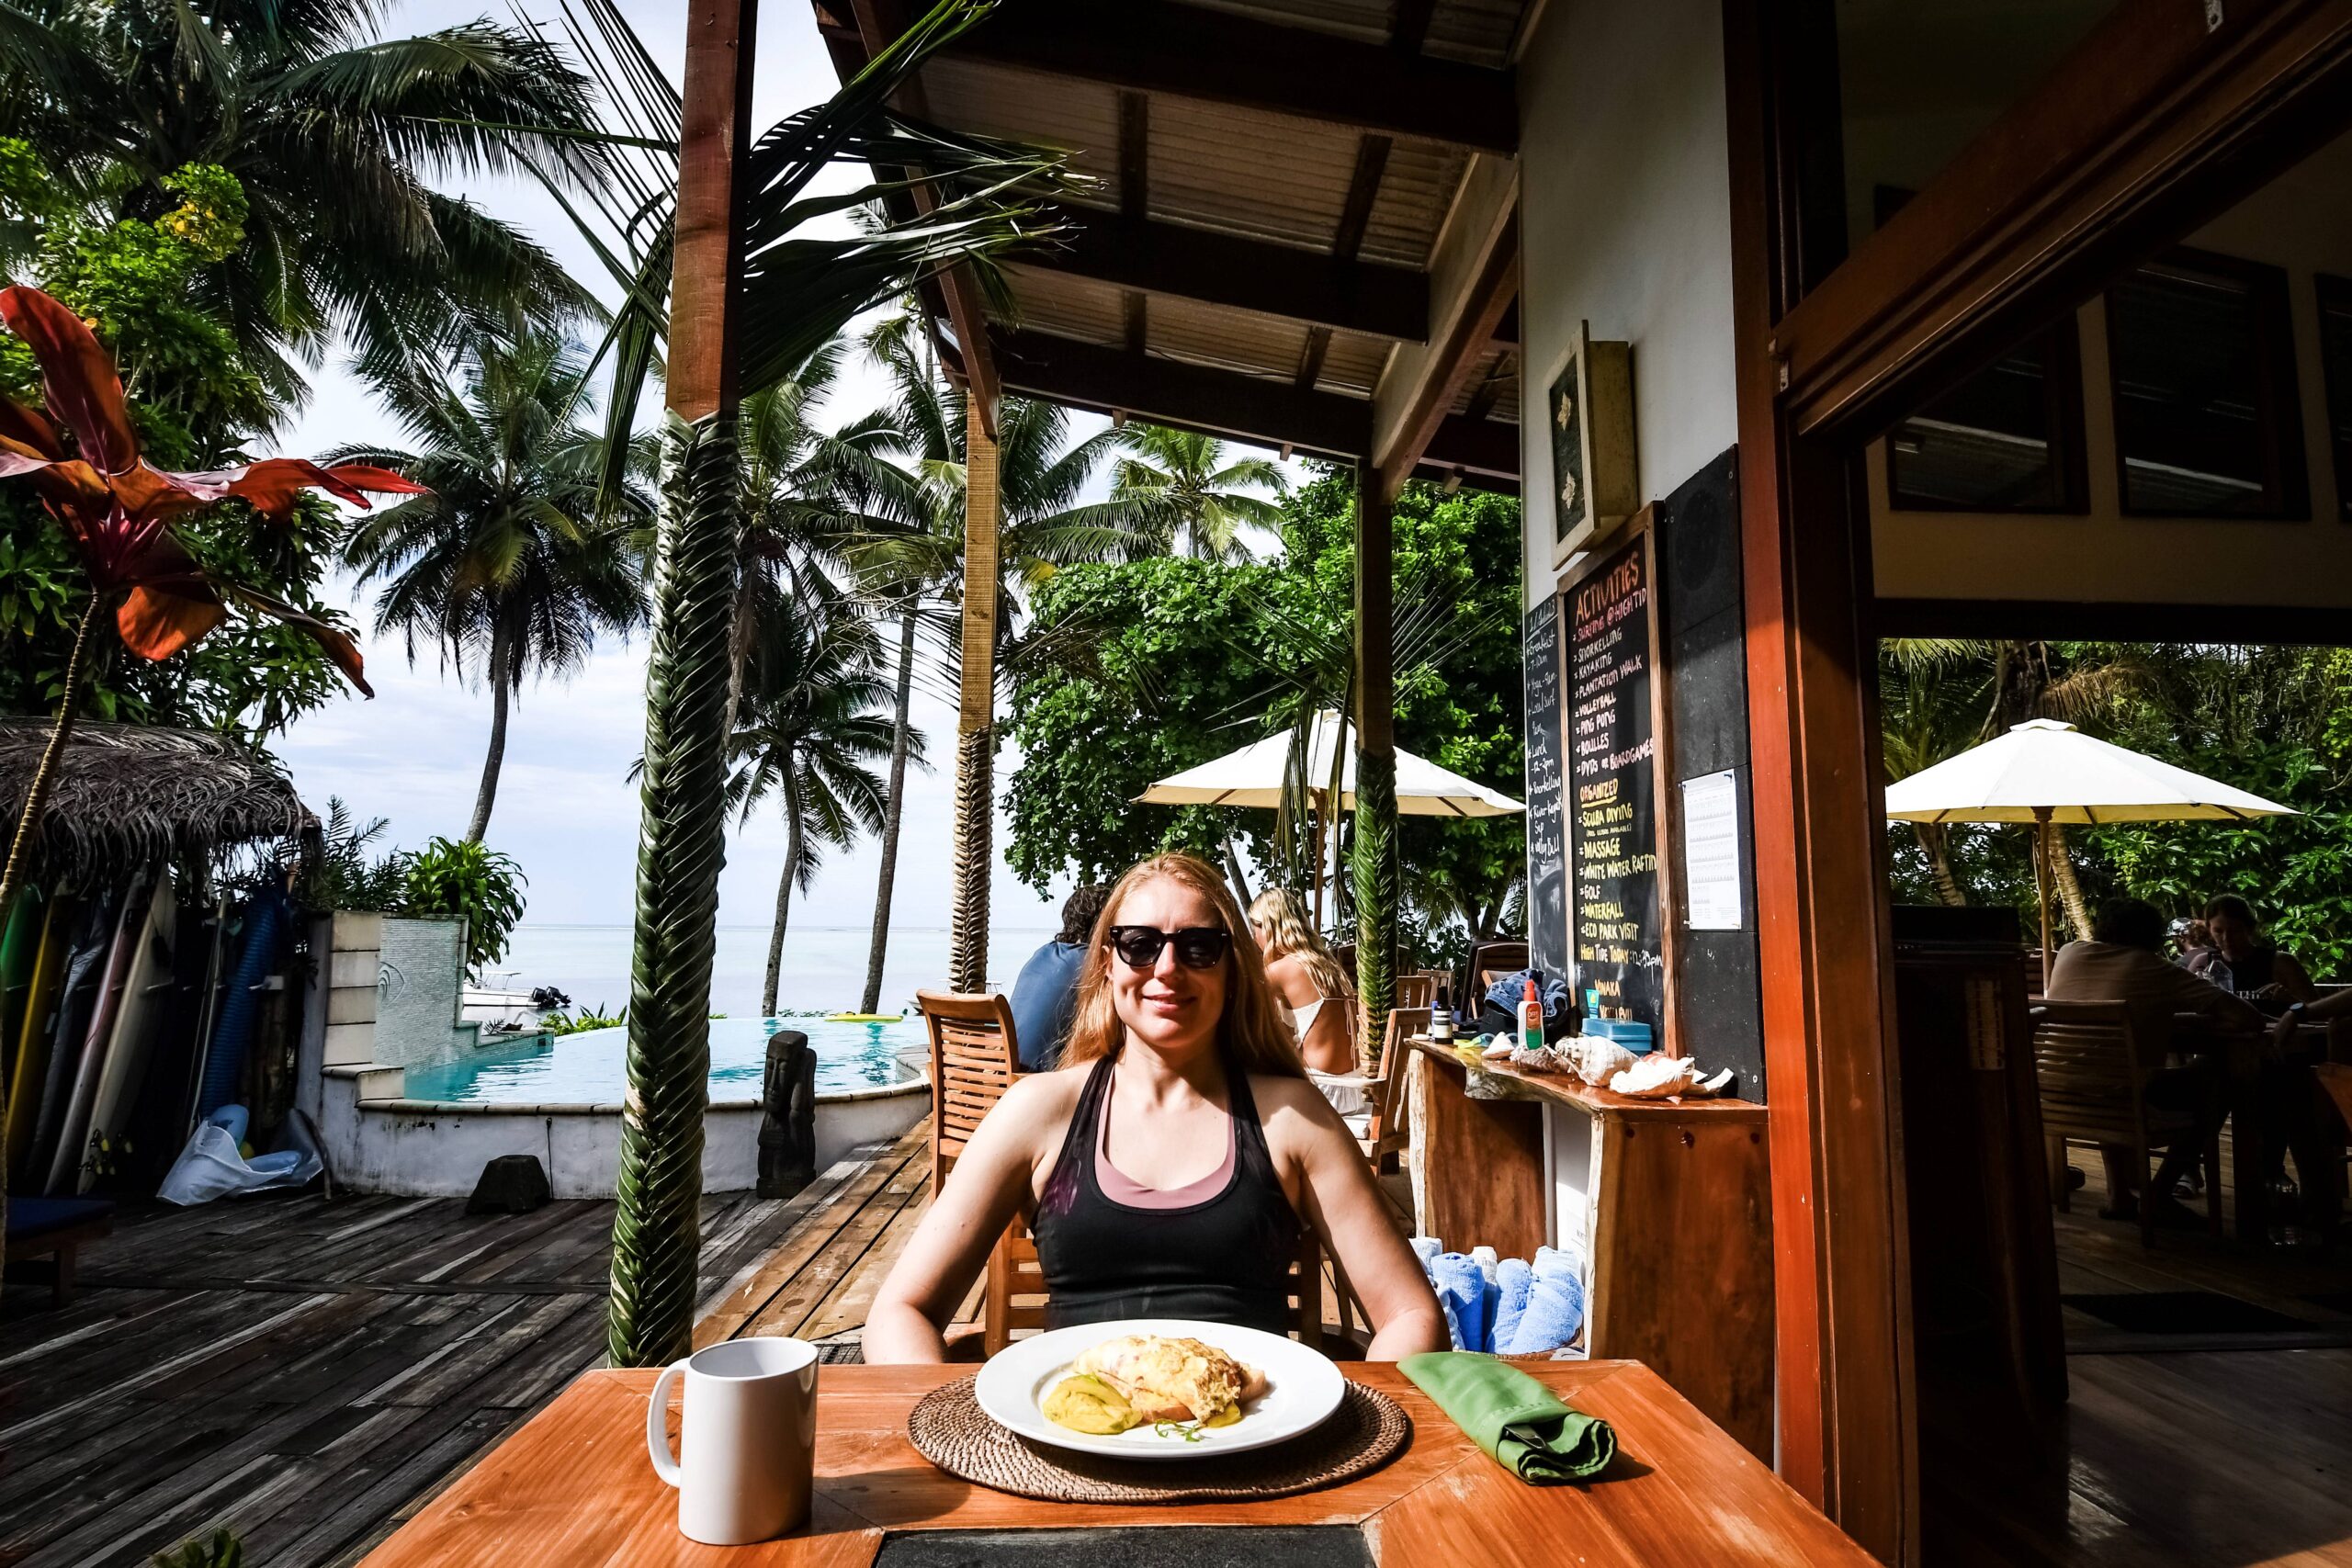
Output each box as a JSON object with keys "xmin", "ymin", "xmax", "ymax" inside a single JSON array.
[{"xmin": 971, "ymin": 1318, "xmax": 1345, "ymax": 1461}]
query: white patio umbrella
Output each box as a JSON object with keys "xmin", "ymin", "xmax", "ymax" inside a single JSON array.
[
  {"xmin": 1883, "ymin": 717, "xmax": 2295, "ymax": 984},
  {"xmin": 1139, "ymin": 710, "xmax": 1524, "ymax": 921}
]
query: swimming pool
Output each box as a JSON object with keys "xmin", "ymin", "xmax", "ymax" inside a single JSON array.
[{"xmin": 401, "ymin": 1015, "xmax": 924, "ymax": 1104}]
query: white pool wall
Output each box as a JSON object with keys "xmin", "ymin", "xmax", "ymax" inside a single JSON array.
[{"xmin": 315, "ymin": 1067, "xmax": 928, "ymax": 1198}]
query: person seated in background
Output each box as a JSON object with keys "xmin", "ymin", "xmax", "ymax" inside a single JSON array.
[
  {"xmin": 1009, "ymin": 884, "xmax": 1111, "ymax": 1071},
  {"xmin": 2174, "ymin": 917, "xmax": 2217, "ymax": 971},
  {"xmin": 2187, "ymin": 894, "xmax": 2318, "ymax": 1010},
  {"xmin": 1246, "ymin": 888, "xmax": 1360, "ymax": 1077},
  {"xmin": 864, "ymin": 852, "xmax": 1445, "ymax": 1361},
  {"xmin": 2046, "ymin": 897, "xmax": 2258, "ymax": 1224}
]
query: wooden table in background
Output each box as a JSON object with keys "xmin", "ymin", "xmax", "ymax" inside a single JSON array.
[{"xmin": 360, "ymin": 1362, "xmax": 1871, "ymax": 1567}]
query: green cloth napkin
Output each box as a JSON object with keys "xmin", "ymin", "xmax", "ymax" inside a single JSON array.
[{"xmin": 1399, "ymin": 1351, "xmax": 1618, "ymax": 1483}]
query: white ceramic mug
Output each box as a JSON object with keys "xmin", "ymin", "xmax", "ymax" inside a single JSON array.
[{"xmin": 647, "ymin": 1337, "xmax": 819, "ymax": 1544}]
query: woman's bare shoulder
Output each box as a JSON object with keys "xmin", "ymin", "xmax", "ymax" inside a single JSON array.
[
  {"xmin": 1248, "ymin": 1071, "xmax": 1350, "ymax": 1131},
  {"xmin": 1262, "ymin": 953, "xmax": 1314, "ymax": 996}
]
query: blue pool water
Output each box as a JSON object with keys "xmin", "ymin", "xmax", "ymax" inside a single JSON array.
[{"xmin": 401, "ymin": 1016, "xmax": 925, "ymax": 1104}]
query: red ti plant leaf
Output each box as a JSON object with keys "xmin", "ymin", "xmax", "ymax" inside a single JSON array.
[
  {"xmin": 0, "ymin": 286, "xmax": 140, "ymax": 473},
  {"xmin": 115, "ymin": 536, "xmax": 230, "ymax": 660},
  {"xmin": 0, "ymin": 285, "xmax": 429, "ymax": 695},
  {"xmin": 220, "ymin": 585, "xmax": 374, "ymax": 697}
]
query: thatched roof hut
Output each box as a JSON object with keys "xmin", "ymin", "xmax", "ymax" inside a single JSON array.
[{"xmin": 0, "ymin": 719, "xmax": 315, "ymax": 891}]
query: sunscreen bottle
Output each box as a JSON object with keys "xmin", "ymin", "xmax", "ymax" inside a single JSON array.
[{"xmin": 1519, "ymin": 976, "xmax": 1544, "ymax": 1054}]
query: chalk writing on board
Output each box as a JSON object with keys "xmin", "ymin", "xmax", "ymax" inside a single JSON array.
[
  {"xmin": 1521, "ymin": 600, "xmax": 1568, "ymax": 977},
  {"xmin": 1566, "ymin": 534, "xmax": 1662, "ymax": 1035}
]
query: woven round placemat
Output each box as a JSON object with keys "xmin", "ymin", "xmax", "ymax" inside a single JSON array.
[{"xmin": 907, "ymin": 1376, "xmax": 1410, "ymax": 1505}]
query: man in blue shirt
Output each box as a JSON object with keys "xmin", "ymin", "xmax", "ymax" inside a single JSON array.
[{"xmin": 1009, "ymin": 885, "xmax": 1110, "ymax": 1071}]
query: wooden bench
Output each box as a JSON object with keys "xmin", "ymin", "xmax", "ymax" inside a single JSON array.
[{"xmin": 6, "ymin": 1195, "xmax": 115, "ymax": 1307}]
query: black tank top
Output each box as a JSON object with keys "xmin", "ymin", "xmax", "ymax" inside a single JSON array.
[
  {"xmin": 2226, "ymin": 946, "xmax": 2278, "ymax": 993},
  {"xmin": 1032, "ymin": 1051, "xmax": 1303, "ymax": 1334}
]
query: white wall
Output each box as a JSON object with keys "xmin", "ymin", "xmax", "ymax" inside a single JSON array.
[
  {"xmin": 1516, "ymin": 0, "xmax": 1741, "ymax": 611},
  {"xmin": 1860, "ymin": 97, "xmax": 2352, "ymax": 613}
]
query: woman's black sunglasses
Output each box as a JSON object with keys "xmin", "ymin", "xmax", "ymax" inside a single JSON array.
[{"xmin": 1104, "ymin": 925, "xmax": 1232, "ymax": 970}]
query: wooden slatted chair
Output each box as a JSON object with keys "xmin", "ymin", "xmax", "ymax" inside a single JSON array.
[
  {"xmin": 1358, "ymin": 1006, "xmax": 1432, "ymax": 1175},
  {"xmin": 917, "ymin": 989, "xmax": 1021, "ymax": 1199},
  {"xmin": 2029, "ymin": 999, "xmax": 2222, "ymax": 1247},
  {"xmin": 916, "ymin": 989, "xmax": 1030, "ymax": 1353},
  {"xmin": 1391, "ymin": 974, "xmax": 1437, "ymax": 1010}
]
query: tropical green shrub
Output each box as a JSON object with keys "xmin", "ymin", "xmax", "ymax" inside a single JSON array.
[
  {"xmin": 547, "ymin": 1004, "xmax": 626, "ymax": 1036},
  {"xmin": 306, "ymin": 797, "xmax": 413, "ymax": 914},
  {"xmin": 401, "ymin": 838, "xmax": 527, "ymax": 972}
]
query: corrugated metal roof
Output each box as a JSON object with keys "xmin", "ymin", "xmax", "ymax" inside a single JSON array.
[
  {"xmin": 861, "ymin": 2, "xmax": 1531, "ymax": 465},
  {"xmin": 1171, "ymin": 0, "xmax": 1524, "ymax": 66}
]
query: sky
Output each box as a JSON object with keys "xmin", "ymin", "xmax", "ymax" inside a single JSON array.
[{"xmin": 262, "ymin": 1, "xmax": 1307, "ymax": 934}]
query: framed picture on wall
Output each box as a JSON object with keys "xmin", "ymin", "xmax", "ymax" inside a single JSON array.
[{"xmin": 1546, "ymin": 320, "xmax": 1638, "ymax": 566}]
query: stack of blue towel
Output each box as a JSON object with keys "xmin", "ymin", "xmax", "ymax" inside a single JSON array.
[{"xmin": 1409, "ymin": 1236, "xmax": 1586, "ymax": 1356}]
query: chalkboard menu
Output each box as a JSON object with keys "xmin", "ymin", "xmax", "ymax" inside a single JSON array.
[
  {"xmin": 1566, "ymin": 529, "xmax": 1667, "ymax": 1040},
  {"xmin": 1521, "ymin": 599, "xmax": 1567, "ymax": 977}
]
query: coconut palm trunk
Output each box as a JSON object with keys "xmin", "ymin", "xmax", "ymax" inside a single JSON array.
[
  {"xmin": 946, "ymin": 392, "xmax": 1001, "ymax": 994},
  {"xmin": 764, "ymin": 772, "xmax": 804, "ymax": 1018},
  {"xmin": 1352, "ymin": 472, "xmax": 1397, "ymax": 1072},
  {"xmin": 1911, "ymin": 821, "xmax": 1968, "ymax": 907},
  {"xmin": 467, "ymin": 623, "xmax": 513, "ymax": 843},
  {"xmin": 861, "ymin": 606, "xmax": 919, "ymax": 1013},
  {"xmin": 2046, "ymin": 821, "xmax": 2092, "ymax": 940}
]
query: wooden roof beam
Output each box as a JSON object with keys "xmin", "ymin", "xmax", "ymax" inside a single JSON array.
[
  {"xmin": 1371, "ymin": 154, "xmax": 1520, "ymax": 500},
  {"xmin": 849, "ymin": 0, "xmax": 1001, "ymax": 436},
  {"xmin": 1017, "ymin": 214, "xmax": 1428, "ymax": 341},
  {"xmin": 944, "ymin": 0, "xmax": 1517, "ymax": 154},
  {"xmin": 992, "ymin": 329, "xmax": 1370, "ymax": 458}
]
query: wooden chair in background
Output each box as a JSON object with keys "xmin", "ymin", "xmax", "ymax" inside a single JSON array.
[
  {"xmin": 2029, "ymin": 999, "xmax": 2222, "ymax": 1247},
  {"xmin": 915, "ymin": 990, "xmax": 1033, "ymax": 1352},
  {"xmin": 1391, "ymin": 974, "xmax": 1437, "ymax": 1010},
  {"xmin": 1359, "ymin": 1006, "xmax": 1432, "ymax": 1177}
]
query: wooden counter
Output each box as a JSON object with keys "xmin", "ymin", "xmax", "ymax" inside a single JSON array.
[{"xmin": 1407, "ymin": 1038, "xmax": 1774, "ymax": 1459}]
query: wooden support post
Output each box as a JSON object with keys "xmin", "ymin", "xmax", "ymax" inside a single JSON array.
[
  {"xmin": 1724, "ymin": 0, "xmax": 1913, "ymax": 1554},
  {"xmin": 606, "ymin": 0, "xmax": 755, "ymax": 1371},
  {"xmin": 1353, "ymin": 467, "xmax": 1397, "ymax": 1066},
  {"xmin": 947, "ymin": 390, "xmax": 1002, "ymax": 993}
]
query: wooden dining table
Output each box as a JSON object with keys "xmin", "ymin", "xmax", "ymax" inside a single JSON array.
[{"xmin": 361, "ymin": 1360, "xmax": 1874, "ymax": 1566}]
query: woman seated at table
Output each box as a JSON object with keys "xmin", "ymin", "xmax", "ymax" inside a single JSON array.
[
  {"xmin": 865, "ymin": 853, "xmax": 1446, "ymax": 1362},
  {"xmin": 2188, "ymin": 894, "xmax": 2318, "ymax": 1010},
  {"xmin": 1247, "ymin": 887, "xmax": 1360, "ymax": 1077}
]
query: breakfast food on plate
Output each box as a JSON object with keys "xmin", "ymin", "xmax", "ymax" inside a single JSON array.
[
  {"xmin": 1057, "ymin": 1334, "xmax": 1269, "ymax": 1428},
  {"xmin": 1041, "ymin": 1372, "xmax": 1138, "ymax": 1435}
]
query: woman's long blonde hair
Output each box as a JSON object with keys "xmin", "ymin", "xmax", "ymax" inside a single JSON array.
[
  {"xmin": 1060, "ymin": 853, "xmax": 1306, "ymax": 1079},
  {"xmin": 1247, "ymin": 887, "xmax": 1356, "ymax": 1004}
]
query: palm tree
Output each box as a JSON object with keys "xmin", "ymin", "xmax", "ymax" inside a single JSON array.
[
  {"xmin": 517, "ymin": 0, "xmax": 1080, "ymax": 1367},
  {"xmin": 844, "ymin": 312, "xmax": 1153, "ymax": 1010},
  {"xmin": 728, "ymin": 593, "xmax": 908, "ymax": 1016},
  {"xmin": 0, "ymin": 0, "xmax": 604, "ymax": 412},
  {"xmin": 1086, "ymin": 424, "xmax": 1288, "ymax": 562},
  {"xmin": 338, "ymin": 334, "xmax": 652, "ymax": 842}
]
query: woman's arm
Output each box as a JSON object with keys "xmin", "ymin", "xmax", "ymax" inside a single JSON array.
[
  {"xmin": 2273, "ymin": 950, "xmax": 2319, "ymax": 1005},
  {"xmin": 1261, "ymin": 1079, "xmax": 1447, "ymax": 1359},
  {"xmin": 864, "ymin": 1075, "xmax": 1064, "ymax": 1362}
]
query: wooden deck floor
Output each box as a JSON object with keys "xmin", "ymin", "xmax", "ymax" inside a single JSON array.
[
  {"xmin": 0, "ymin": 1172, "xmax": 829, "ymax": 1567},
  {"xmin": 1927, "ymin": 1148, "xmax": 2352, "ymax": 1567}
]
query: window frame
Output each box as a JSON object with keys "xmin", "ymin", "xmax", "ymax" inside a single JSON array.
[
  {"xmin": 2103, "ymin": 245, "xmax": 2310, "ymax": 521},
  {"xmin": 2315, "ymin": 272, "xmax": 2352, "ymax": 525},
  {"xmin": 1882, "ymin": 313, "xmax": 2091, "ymax": 515}
]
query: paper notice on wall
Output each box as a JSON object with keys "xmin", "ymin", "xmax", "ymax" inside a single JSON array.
[{"xmin": 1679, "ymin": 770, "xmax": 1743, "ymax": 931}]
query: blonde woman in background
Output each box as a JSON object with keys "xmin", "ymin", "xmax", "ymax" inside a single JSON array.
[{"xmin": 1247, "ymin": 888, "xmax": 1360, "ymax": 1077}]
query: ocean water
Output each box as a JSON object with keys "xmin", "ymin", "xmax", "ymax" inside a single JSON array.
[
  {"xmin": 402, "ymin": 1016, "xmax": 926, "ymax": 1102},
  {"xmin": 486, "ymin": 922, "xmax": 1057, "ymax": 1020}
]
